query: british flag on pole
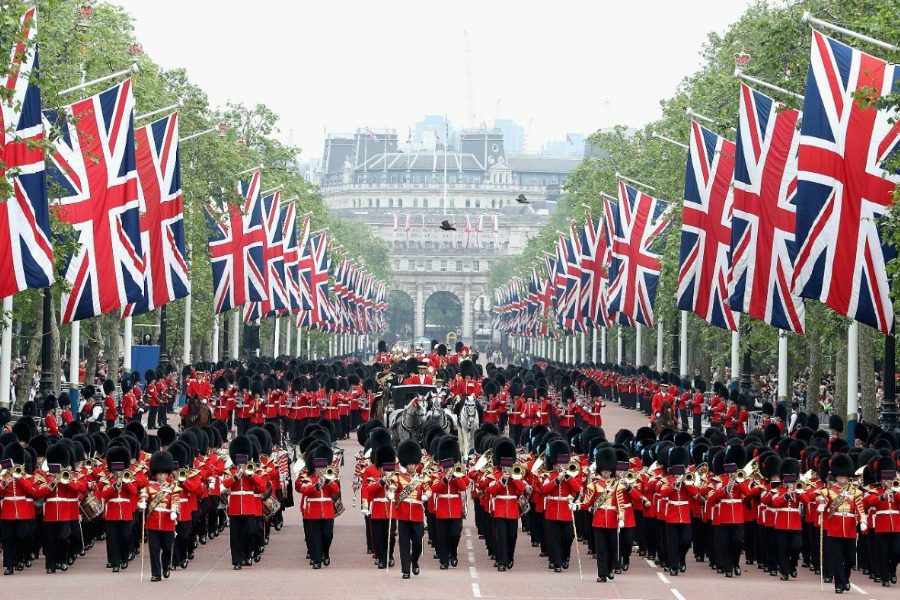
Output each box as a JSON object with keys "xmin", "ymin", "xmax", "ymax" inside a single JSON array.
[
  {"xmin": 607, "ymin": 181, "xmax": 671, "ymax": 327},
  {"xmin": 255, "ymin": 191, "xmax": 289, "ymax": 317},
  {"xmin": 282, "ymin": 203, "xmax": 303, "ymax": 312},
  {"xmin": 305, "ymin": 232, "xmax": 331, "ymax": 325},
  {"xmin": 46, "ymin": 79, "xmax": 143, "ymax": 323},
  {"xmin": 677, "ymin": 121, "xmax": 738, "ymax": 331},
  {"xmin": 123, "ymin": 112, "xmax": 189, "ymax": 317},
  {"xmin": 792, "ymin": 31, "xmax": 900, "ymax": 334},
  {"xmin": 0, "ymin": 7, "xmax": 54, "ymax": 300},
  {"xmin": 730, "ymin": 84, "xmax": 804, "ymax": 333}
]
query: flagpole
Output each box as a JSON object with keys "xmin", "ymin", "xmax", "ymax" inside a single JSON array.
[
  {"xmin": 69, "ymin": 321, "xmax": 80, "ymax": 411},
  {"xmin": 635, "ymin": 323, "xmax": 643, "ymax": 368},
  {"xmin": 847, "ymin": 321, "xmax": 859, "ymax": 443},
  {"xmin": 285, "ymin": 318, "xmax": 292, "ymax": 358},
  {"xmin": 730, "ymin": 329, "xmax": 740, "ymax": 387},
  {"xmin": 777, "ymin": 330, "xmax": 788, "ymax": 403},
  {"xmin": 802, "ymin": 11, "xmax": 898, "ymax": 52},
  {"xmin": 652, "ymin": 132, "xmax": 689, "ymax": 150},
  {"xmin": 680, "ymin": 311, "xmax": 688, "ymax": 377},
  {"xmin": 580, "ymin": 331, "xmax": 586, "ymax": 363},
  {"xmin": 212, "ymin": 314, "xmax": 220, "ymax": 362},
  {"xmin": 296, "ymin": 322, "xmax": 303, "ymax": 358},
  {"xmin": 600, "ymin": 327, "xmax": 607, "ymax": 363},
  {"xmin": 273, "ymin": 317, "xmax": 280, "ymax": 357},
  {"xmin": 182, "ymin": 297, "xmax": 192, "ymax": 365},
  {"xmin": 57, "ymin": 63, "xmax": 138, "ymax": 96},
  {"xmin": 231, "ymin": 310, "xmax": 240, "ymax": 361},
  {"xmin": 733, "ymin": 69, "xmax": 803, "ymax": 101},
  {"xmin": 616, "ymin": 326, "xmax": 623, "ymax": 366},
  {"xmin": 0, "ymin": 297, "xmax": 12, "ymax": 408},
  {"xmin": 123, "ymin": 315, "xmax": 133, "ymax": 372},
  {"xmin": 591, "ymin": 328, "xmax": 598, "ymax": 364},
  {"xmin": 656, "ymin": 316, "xmax": 664, "ymax": 371}
]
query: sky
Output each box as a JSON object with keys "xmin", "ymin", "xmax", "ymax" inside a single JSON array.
[{"xmin": 112, "ymin": 0, "xmax": 753, "ymax": 162}]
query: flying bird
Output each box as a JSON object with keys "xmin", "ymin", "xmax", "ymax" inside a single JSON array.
[
  {"xmin": 515, "ymin": 193, "xmax": 529, "ymax": 204},
  {"xmin": 440, "ymin": 220, "xmax": 456, "ymax": 231}
]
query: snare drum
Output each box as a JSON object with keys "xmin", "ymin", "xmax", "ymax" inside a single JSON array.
[
  {"xmin": 80, "ymin": 493, "xmax": 103, "ymax": 521},
  {"xmin": 262, "ymin": 495, "xmax": 281, "ymax": 519}
]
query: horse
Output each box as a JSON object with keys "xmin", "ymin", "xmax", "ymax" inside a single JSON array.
[
  {"xmin": 388, "ymin": 396, "xmax": 427, "ymax": 443},
  {"xmin": 454, "ymin": 395, "xmax": 481, "ymax": 459},
  {"xmin": 181, "ymin": 397, "xmax": 212, "ymax": 430},
  {"xmin": 424, "ymin": 392, "xmax": 455, "ymax": 434}
]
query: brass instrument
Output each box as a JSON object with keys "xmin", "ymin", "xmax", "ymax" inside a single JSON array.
[
  {"xmin": 889, "ymin": 479, "xmax": 900, "ymax": 493},
  {"xmin": 564, "ymin": 459, "xmax": 581, "ymax": 479},
  {"xmin": 323, "ymin": 466, "xmax": 338, "ymax": 481},
  {"xmin": 59, "ymin": 469, "xmax": 75, "ymax": 485},
  {"xmin": 530, "ymin": 456, "xmax": 545, "ymax": 476},
  {"xmin": 733, "ymin": 470, "xmax": 747, "ymax": 484},
  {"xmin": 12, "ymin": 464, "xmax": 25, "ymax": 479},
  {"xmin": 620, "ymin": 470, "xmax": 638, "ymax": 486},
  {"xmin": 121, "ymin": 470, "xmax": 135, "ymax": 484},
  {"xmin": 683, "ymin": 471, "xmax": 697, "ymax": 486},
  {"xmin": 510, "ymin": 463, "xmax": 526, "ymax": 481},
  {"xmin": 793, "ymin": 480, "xmax": 808, "ymax": 493},
  {"xmin": 451, "ymin": 463, "xmax": 467, "ymax": 478},
  {"xmin": 242, "ymin": 461, "xmax": 258, "ymax": 477},
  {"xmin": 177, "ymin": 468, "xmax": 199, "ymax": 483},
  {"xmin": 472, "ymin": 449, "xmax": 493, "ymax": 472}
]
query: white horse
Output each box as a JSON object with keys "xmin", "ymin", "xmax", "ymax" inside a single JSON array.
[
  {"xmin": 455, "ymin": 395, "xmax": 481, "ymax": 459},
  {"xmin": 388, "ymin": 396, "xmax": 427, "ymax": 443},
  {"xmin": 425, "ymin": 392, "xmax": 456, "ymax": 434}
]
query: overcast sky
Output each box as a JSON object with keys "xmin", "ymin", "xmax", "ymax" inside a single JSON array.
[{"xmin": 113, "ymin": 0, "xmax": 752, "ymax": 161}]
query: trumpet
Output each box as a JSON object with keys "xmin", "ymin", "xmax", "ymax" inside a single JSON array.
[
  {"xmin": 177, "ymin": 468, "xmax": 199, "ymax": 483},
  {"xmin": 242, "ymin": 462, "xmax": 258, "ymax": 477},
  {"xmin": 683, "ymin": 471, "xmax": 697, "ymax": 486},
  {"xmin": 510, "ymin": 463, "xmax": 526, "ymax": 480},
  {"xmin": 793, "ymin": 480, "xmax": 808, "ymax": 493},
  {"xmin": 733, "ymin": 470, "xmax": 747, "ymax": 484},
  {"xmin": 621, "ymin": 470, "xmax": 638, "ymax": 485},
  {"xmin": 323, "ymin": 466, "xmax": 338, "ymax": 481},
  {"xmin": 564, "ymin": 459, "xmax": 581, "ymax": 479},
  {"xmin": 58, "ymin": 469, "xmax": 76, "ymax": 485},
  {"xmin": 451, "ymin": 463, "xmax": 468, "ymax": 478}
]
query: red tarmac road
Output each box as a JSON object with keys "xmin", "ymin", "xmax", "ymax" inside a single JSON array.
[{"xmin": 0, "ymin": 401, "xmax": 886, "ymax": 599}]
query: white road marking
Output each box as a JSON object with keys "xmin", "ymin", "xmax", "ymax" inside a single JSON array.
[
  {"xmin": 468, "ymin": 551, "xmax": 476, "ymax": 563},
  {"xmin": 472, "ymin": 583, "xmax": 482, "ymax": 598},
  {"xmin": 671, "ymin": 589, "xmax": 687, "ymax": 600},
  {"xmin": 466, "ymin": 539, "xmax": 474, "ymax": 550},
  {"xmin": 850, "ymin": 583, "xmax": 867, "ymax": 595},
  {"xmin": 470, "ymin": 566, "xmax": 478, "ymax": 578},
  {"xmin": 657, "ymin": 571, "xmax": 671, "ymax": 584}
]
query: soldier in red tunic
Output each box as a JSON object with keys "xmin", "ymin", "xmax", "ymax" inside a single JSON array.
[
  {"xmin": 430, "ymin": 437, "xmax": 469, "ymax": 570},
  {"xmin": 486, "ymin": 438, "xmax": 525, "ymax": 572},
  {"xmin": 0, "ymin": 443, "xmax": 40, "ymax": 575},
  {"xmin": 221, "ymin": 435, "xmax": 269, "ymax": 569},
  {"xmin": 97, "ymin": 445, "xmax": 139, "ymax": 573},
  {"xmin": 296, "ymin": 443, "xmax": 340, "ymax": 569},
  {"xmin": 139, "ymin": 450, "xmax": 180, "ymax": 582},
  {"xmin": 540, "ymin": 439, "xmax": 582, "ymax": 572}
]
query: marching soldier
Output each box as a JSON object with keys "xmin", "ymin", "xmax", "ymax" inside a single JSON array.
[
  {"xmin": 139, "ymin": 450, "xmax": 180, "ymax": 582},
  {"xmin": 296, "ymin": 442, "xmax": 340, "ymax": 569},
  {"xmin": 486, "ymin": 438, "xmax": 526, "ymax": 572},
  {"xmin": 41, "ymin": 442, "xmax": 87, "ymax": 573},
  {"xmin": 98, "ymin": 444, "xmax": 139, "ymax": 573},
  {"xmin": 430, "ymin": 437, "xmax": 469, "ymax": 569},
  {"xmin": 222, "ymin": 435, "xmax": 268, "ymax": 569},
  {"xmin": 395, "ymin": 440, "xmax": 428, "ymax": 578},
  {"xmin": 816, "ymin": 453, "xmax": 865, "ymax": 594},
  {"xmin": 541, "ymin": 439, "xmax": 581, "ymax": 572},
  {"xmin": 1, "ymin": 443, "xmax": 40, "ymax": 575},
  {"xmin": 364, "ymin": 445, "xmax": 398, "ymax": 569}
]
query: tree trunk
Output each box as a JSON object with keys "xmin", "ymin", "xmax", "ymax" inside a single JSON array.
[
  {"xmin": 834, "ymin": 323, "xmax": 848, "ymax": 422},
  {"xmin": 84, "ymin": 317, "xmax": 103, "ymax": 387},
  {"xmin": 858, "ymin": 324, "xmax": 876, "ymax": 424},
  {"xmin": 16, "ymin": 298, "xmax": 43, "ymax": 409}
]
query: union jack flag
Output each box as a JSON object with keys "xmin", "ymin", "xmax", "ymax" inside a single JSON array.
[
  {"xmin": 258, "ymin": 191, "xmax": 289, "ymax": 316},
  {"xmin": 46, "ymin": 80, "xmax": 143, "ymax": 323},
  {"xmin": 123, "ymin": 113, "xmax": 188, "ymax": 317},
  {"xmin": 730, "ymin": 84, "xmax": 804, "ymax": 332},
  {"xmin": 282, "ymin": 204, "xmax": 304, "ymax": 312},
  {"xmin": 206, "ymin": 172, "xmax": 266, "ymax": 314},
  {"xmin": 562, "ymin": 223, "xmax": 585, "ymax": 332},
  {"xmin": 305, "ymin": 232, "xmax": 331, "ymax": 324},
  {"xmin": 792, "ymin": 31, "xmax": 900, "ymax": 334},
  {"xmin": 295, "ymin": 214, "xmax": 312, "ymax": 310},
  {"xmin": 677, "ymin": 122, "xmax": 738, "ymax": 331},
  {"xmin": 579, "ymin": 214, "xmax": 611, "ymax": 328},
  {"xmin": 0, "ymin": 7, "xmax": 53, "ymax": 300},
  {"xmin": 607, "ymin": 181, "xmax": 671, "ymax": 327}
]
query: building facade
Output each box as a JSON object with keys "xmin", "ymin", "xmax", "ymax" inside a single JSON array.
[{"xmin": 318, "ymin": 128, "xmax": 581, "ymax": 345}]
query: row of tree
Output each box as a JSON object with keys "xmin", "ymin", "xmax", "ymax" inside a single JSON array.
[
  {"xmin": 489, "ymin": 0, "xmax": 900, "ymax": 422},
  {"xmin": 1, "ymin": 0, "xmax": 390, "ymax": 407}
]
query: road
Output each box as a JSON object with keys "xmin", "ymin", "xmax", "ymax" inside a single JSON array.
[{"xmin": 0, "ymin": 400, "xmax": 885, "ymax": 599}]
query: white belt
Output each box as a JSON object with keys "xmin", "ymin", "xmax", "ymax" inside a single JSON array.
[
  {"xmin": 402, "ymin": 498, "xmax": 422, "ymax": 504},
  {"xmin": 720, "ymin": 499, "xmax": 742, "ymax": 504},
  {"xmin": 495, "ymin": 495, "xmax": 517, "ymax": 500},
  {"xmin": 773, "ymin": 507, "xmax": 799, "ymax": 513},
  {"xmin": 439, "ymin": 494, "xmax": 460, "ymax": 499},
  {"xmin": 230, "ymin": 491, "xmax": 255, "ymax": 496},
  {"xmin": 107, "ymin": 498, "xmax": 130, "ymax": 503},
  {"xmin": 153, "ymin": 507, "xmax": 171, "ymax": 513},
  {"xmin": 372, "ymin": 498, "xmax": 391, "ymax": 503},
  {"xmin": 546, "ymin": 496, "xmax": 569, "ymax": 501},
  {"xmin": 876, "ymin": 510, "xmax": 899, "ymax": 515},
  {"xmin": 307, "ymin": 498, "xmax": 331, "ymax": 503},
  {"xmin": 621, "ymin": 503, "xmax": 632, "ymax": 509},
  {"xmin": 46, "ymin": 497, "xmax": 78, "ymax": 503},
  {"xmin": 668, "ymin": 501, "xmax": 689, "ymax": 506},
  {"xmin": 598, "ymin": 506, "xmax": 617, "ymax": 511},
  {"xmin": 831, "ymin": 511, "xmax": 856, "ymax": 517},
  {"xmin": 4, "ymin": 496, "xmax": 32, "ymax": 502}
]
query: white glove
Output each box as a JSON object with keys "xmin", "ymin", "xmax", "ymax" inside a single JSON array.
[
  {"xmin": 169, "ymin": 510, "xmax": 178, "ymax": 521},
  {"xmin": 569, "ymin": 502, "xmax": 579, "ymax": 512},
  {"xmin": 817, "ymin": 504, "xmax": 825, "ymax": 513},
  {"xmin": 386, "ymin": 492, "xmax": 395, "ymax": 502},
  {"xmin": 860, "ymin": 523, "xmax": 868, "ymax": 532},
  {"xmin": 360, "ymin": 507, "xmax": 370, "ymax": 516},
  {"xmin": 617, "ymin": 519, "xmax": 625, "ymax": 529},
  {"xmin": 137, "ymin": 501, "xmax": 147, "ymax": 510}
]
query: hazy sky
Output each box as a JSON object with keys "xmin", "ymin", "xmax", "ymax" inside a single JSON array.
[{"xmin": 113, "ymin": 0, "xmax": 752, "ymax": 161}]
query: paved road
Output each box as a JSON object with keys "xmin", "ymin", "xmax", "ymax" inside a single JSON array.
[{"xmin": 0, "ymin": 401, "xmax": 886, "ymax": 599}]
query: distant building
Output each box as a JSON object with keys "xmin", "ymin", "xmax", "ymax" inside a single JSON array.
[
  {"xmin": 494, "ymin": 119, "xmax": 526, "ymax": 155},
  {"xmin": 318, "ymin": 127, "xmax": 582, "ymax": 343},
  {"xmin": 541, "ymin": 133, "xmax": 586, "ymax": 159}
]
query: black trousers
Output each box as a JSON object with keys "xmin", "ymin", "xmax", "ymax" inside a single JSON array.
[
  {"xmin": 775, "ymin": 529, "xmax": 801, "ymax": 576},
  {"xmin": 1, "ymin": 519, "xmax": 33, "ymax": 569},
  {"xmin": 692, "ymin": 414, "xmax": 702, "ymax": 437},
  {"xmin": 147, "ymin": 529, "xmax": 174, "ymax": 578},
  {"xmin": 667, "ymin": 522, "xmax": 692, "ymax": 570},
  {"xmin": 875, "ymin": 531, "xmax": 899, "ymax": 583},
  {"xmin": 236, "ymin": 418, "xmax": 250, "ymax": 436},
  {"xmin": 305, "ymin": 518, "xmax": 334, "ymax": 564},
  {"xmin": 435, "ymin": 518, "xmax": 462, "ymax": 566},
  {"xmin": 546, "ymin": 519, "xmax": 574, "ymax": 568},
  {"xmin": 593, "ymin": 527, "xmax": 617, "ymax": 578},
  {"xmin": 104, "ymin": 520, "xmax": 132, "ymax": 567},
  {"xmin": 229, "ymin": 515, "xmax": 256, "ymax": 565},
  {"xmin": 173, "ymin": 520, "xmax": 191, "ymax": 565},
  {"xmin": 370, "ymin": 518, "xmax": 396, "ymax": 566},
  {"xmin": 43, "ymin": 521, "xmax": 72, "ymax": 569},
  {"xmin": 826, "ymin": 535, "xmax": 855, "ymax": 590},
  {"xmin": 618, "ymin": 527, "xmax": 635, "ymax": 568},
  {"xmin": 492, "ymin": 517, "xmax": 517, "ymax": 567},
  {"xmin": 397, "ymin": 520, "xmax": 424, "ymax": 574},
  {"xmin": 714, "ymin": 523, "xmax": 744, "ymax": 573}
]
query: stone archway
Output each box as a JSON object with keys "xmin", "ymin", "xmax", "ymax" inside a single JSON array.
[
  {"xmin": 386, "ymin": 290, "xmax": 414, "ymax": 344},
  {"xmin": 424, "ymin": 291, "xmax": 462, "ymax": 343}
]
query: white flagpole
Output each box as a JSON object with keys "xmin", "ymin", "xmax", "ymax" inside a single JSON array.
[
  {"xmin": 123, "ymin": 316, "xmax": 133, "ymax": 371},
  {"xmin": 656, "ymin": 316, "xmax": 664, "ymax": 371},
  {"xmin": 182, "ymin": 296, "xmax": 192, "ymax": 366},
  {"xmin": 273, "ymin": 317, "xmax": 280, "ymax": 357},
  {"xmin": 803, "ymin": 11, "xmax": 898, "ymax": 52},
  {"xmin": 777, "ymin": 330, "xmax": 788, "ymax": 403},
  {"xmin": 285, "ymin": 318, "xmax": 292, "ymax": 358},
  {"xmin": 591, "ymin": 328, "xmax": 598, "ymax": 364},
  {"xmin": 616, "ymin": 326, "xmax": 623, "ymax": 365},
  {"xmin": 635, "ymin": 323, "xmax": 643, "ymax": 367},
  {"xmin": 600, "ymin": 327, "xmax": 607, "ymax": 363},
  {"xmin": 230, "ymin": 310, "xmax": 240, "ymax": 361},
  {"xmin": 847, "ymin": 321, "xmax": 859, "ymax": 441},
  {"xmin": 69, "ymin": 322, "xmax": 80, "ymax": 400},
  {"xmin": 212, "ymin": 314, "xmax": 220, "ymax": 363},
  {"xmin": 0, "ymin": 297, "xmax": 12, "ymax": 407},
  {"xmin": 680, "ymin": 311, "xmax": 689, "ymax": 376},
  {"xmin": 730, "ymin": 328, "xmax": 740, "ymax": 385}
]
